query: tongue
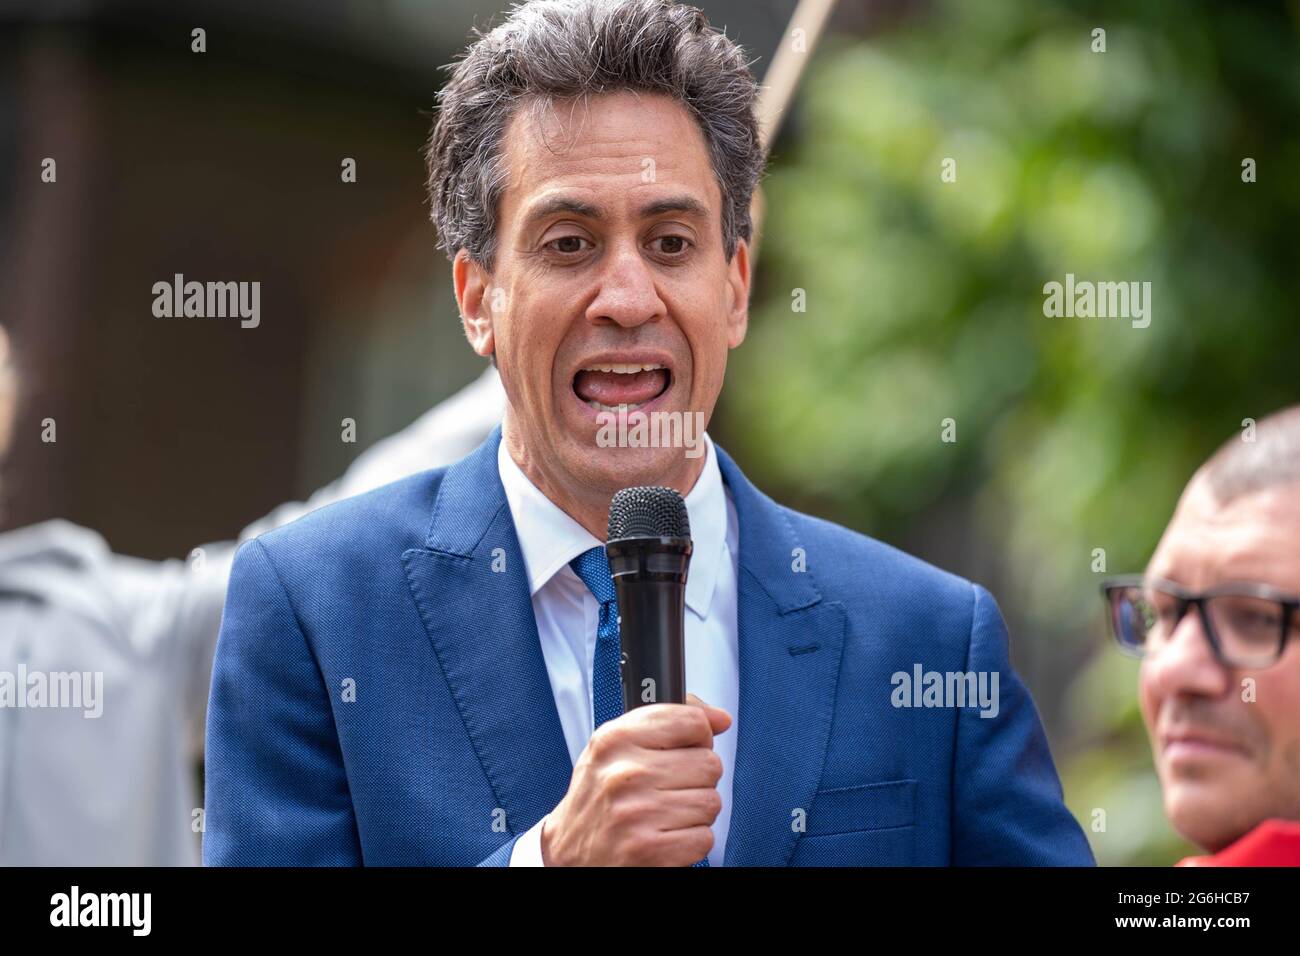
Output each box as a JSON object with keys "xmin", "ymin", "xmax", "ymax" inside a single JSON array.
[{"xmin": 573, "ymin": 369, "xmax": 668, "ymax": 406}]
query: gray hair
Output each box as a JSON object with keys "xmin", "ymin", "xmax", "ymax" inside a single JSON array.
[
  {"xmin": 1202, "ymin": 405, "xmax": 1300, "ymax": 503},
  {"xmin": 425, "ymin": 0, "xmax": 765, "ymax": 272}
]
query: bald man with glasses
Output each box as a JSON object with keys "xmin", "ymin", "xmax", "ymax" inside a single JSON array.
[{"xmin": 1103, "ymin": 406, "xmax": 1300, "ymax": 865}]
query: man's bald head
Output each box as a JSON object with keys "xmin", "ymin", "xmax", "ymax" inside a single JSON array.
[{"xmin": 1200, "ymin": 406, "xmax": 1300, "ymax": 505}]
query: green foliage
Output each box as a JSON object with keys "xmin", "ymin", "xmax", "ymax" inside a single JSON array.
[{"xmin": 722, "ymin": 0, "xmax": 1300, "ymax": 864}]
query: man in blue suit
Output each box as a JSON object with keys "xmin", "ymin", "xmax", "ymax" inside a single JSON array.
[{"xmin": 204, "ymin": 0, "xmax": 1094, "ymax": 867}]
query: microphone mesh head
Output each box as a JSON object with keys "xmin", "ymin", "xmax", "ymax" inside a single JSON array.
[{"xmin": 607, "ymin": 486, "xmax": 691, "ymax": 540}]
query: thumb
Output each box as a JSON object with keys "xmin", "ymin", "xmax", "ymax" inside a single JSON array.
[{"xmin": 686, "ymin": 692, "xmax": 733, "ymax": 734}]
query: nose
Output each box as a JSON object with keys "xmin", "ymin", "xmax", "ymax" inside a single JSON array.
[
  {"xmin": 584, "ymin": 237, "xmax": 667, "ymax": 329},
  {"xmin": 1141, "ymin": 605, "xmax": 1231, "ymax": 701}
]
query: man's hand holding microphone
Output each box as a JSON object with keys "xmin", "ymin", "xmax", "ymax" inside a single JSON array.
[
  {"xmin": 540, "ymin": 693, "xmax": 731, "ymax": 866},
  {"xmin": 541, "ymin": 486, "xmax": 728, "ymax": 866}
]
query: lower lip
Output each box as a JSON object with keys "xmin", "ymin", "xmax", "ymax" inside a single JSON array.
[
  {"xmin": 1162, "ymin": 739, "xmax": 1246, "ymax": 764},
  {"xmin": 568, "ymin": 374, "xmax": 676, "ymax": 424}
]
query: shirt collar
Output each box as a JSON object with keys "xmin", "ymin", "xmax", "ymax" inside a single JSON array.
[{"xmin": 497, "ymin": 432, "xmax": 728, "ymax": 618}]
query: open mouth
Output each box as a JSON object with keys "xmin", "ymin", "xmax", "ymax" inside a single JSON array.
[{"xmin": 572, "ymin": 362, "xmax": 671, "ymax": 413}]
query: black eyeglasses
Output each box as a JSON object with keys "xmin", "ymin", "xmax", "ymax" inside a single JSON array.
[{"xmin": 1101, "ymin": 576, "xmax": 1300, "ymax": 669}]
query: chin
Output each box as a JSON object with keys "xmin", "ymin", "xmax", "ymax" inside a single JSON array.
[
  {"xmin": 1164, "ymin": 782, "xmax": 1258, "ymax": 853},
  {"xmin": 573, "ymin": 444, "xmax": 689, "ymax": 495}
]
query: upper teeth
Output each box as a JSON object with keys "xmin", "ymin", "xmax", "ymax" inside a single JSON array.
[{"xmin": 581, "ymin": 363, "xmax": 664, "ymax": 373}]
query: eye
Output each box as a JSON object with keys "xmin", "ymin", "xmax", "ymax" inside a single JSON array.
[
  {"xmin": 544, "ymin": 235, "xmax": 592, "ymax": 255},
  {"xmin": 650, "ymin": 234, "xmax": 692, "ymax": 257},
  {"xmin": 1147, "ymin": 593, "xmax": 1181, "ymax": 631}
]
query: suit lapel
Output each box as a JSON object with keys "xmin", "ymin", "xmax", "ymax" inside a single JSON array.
[
  {"xmin": 714, "ymin": 444, "xmax": 847, "ymax": 867},
  {"xmin": 401, "ymin": 425, "xmax": 573, "ymax": 838},
  {"xmin": 400, "ymin": 427, "xmax": 845, "ymax": 863}
]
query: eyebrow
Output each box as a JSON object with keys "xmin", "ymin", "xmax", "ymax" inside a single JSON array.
[{"xmin": 521, "ymin": 193, "xmax": 711, "ymax": 230}]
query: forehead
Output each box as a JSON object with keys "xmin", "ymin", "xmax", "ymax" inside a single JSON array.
[
  {"xmin": 496, "ymin": 90, "xmax": 720, "ymax": 231},
  {"xmin": 1149, "ymin": 476, "xmax": 1300, "ymax": 590}
]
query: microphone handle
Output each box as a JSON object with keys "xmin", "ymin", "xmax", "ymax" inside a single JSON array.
[
  {"xmin": 607, "ymin": 536, "xmax": 692, "ymax": 709},
  {"xmin": 616, "ymin": 575, "xmax": 687, "ymax": 708}
]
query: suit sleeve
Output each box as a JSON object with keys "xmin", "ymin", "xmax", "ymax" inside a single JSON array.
[
  {"xmin": 950, "ymin": 584, "xmax": 1095, "ymax": 865},
  {"xmin": 202, "ymin": 539, "xmax": 362, "ymax": 865}
]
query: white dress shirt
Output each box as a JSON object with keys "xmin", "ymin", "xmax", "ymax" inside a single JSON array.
[{"xmin": 499, "ymin": 432, "xmax": 740, "ymax": 866}]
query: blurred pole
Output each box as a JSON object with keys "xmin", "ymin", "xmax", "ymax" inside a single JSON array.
[{"xmin": 750, "ymin": 0, "xmax": 840, "ymax": 265}]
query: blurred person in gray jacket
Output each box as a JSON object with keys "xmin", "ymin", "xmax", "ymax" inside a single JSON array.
[{"xmin": 0, "ymin": 323, "xmax": 504, "ymax": 864}]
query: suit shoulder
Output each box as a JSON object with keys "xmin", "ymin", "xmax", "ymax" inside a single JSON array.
[
  {"xmin": 778, "ymin": 504, "xmax": 978, "ymax": 614},
  {"xmin": 250, "ymin": 467, "xmax": 447, "ymax": 562}
]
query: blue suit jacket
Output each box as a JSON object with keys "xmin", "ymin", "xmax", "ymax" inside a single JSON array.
[{"xmin": 203, "ymin": 427, "xmax": 1094, "ymax": 866}]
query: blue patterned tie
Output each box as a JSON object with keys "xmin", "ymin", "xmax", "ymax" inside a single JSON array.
[
  {"xmin": 569, "ymin": 547, "xmax": 624, "ymax": 730},
  {"xmin": 569, "ymin": 546, "xmax": 710, "ymax": 868}
]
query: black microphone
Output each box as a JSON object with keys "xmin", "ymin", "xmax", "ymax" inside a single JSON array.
[{"xmin": 606, "ymin": 486, "xmax": 692, "ymax": 710}]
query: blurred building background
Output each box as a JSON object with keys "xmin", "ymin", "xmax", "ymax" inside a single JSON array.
[{"xmin": 2, "ymin": 0, "xmax": 1298, "ymax": 864}]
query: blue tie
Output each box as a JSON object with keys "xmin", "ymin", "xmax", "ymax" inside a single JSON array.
[
  {"xmin": 569, "ymin": 547, "xmax": 624, "ymax": 730},
  {"xmin": 569, "ymin": 546, "xmax": 710, "ymax": 867}
]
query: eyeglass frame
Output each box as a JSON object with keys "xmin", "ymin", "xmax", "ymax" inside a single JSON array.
[{"xmin": 1100, "ymin": 574, "xmax": 1300, "ymax": 669}]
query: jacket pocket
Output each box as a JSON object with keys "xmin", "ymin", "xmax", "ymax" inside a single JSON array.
[{"xmin": 804, "ymin": 778, "xmax": 916, "ymax": 836}]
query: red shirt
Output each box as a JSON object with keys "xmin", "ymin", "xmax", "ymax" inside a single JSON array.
[{"xmin": 1177, "ymin": 819, "xmax": 1300, "ymax": 866}]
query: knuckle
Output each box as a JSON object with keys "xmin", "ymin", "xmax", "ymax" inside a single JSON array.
[
  {"xmin": 692, "ymin": 826, "xmax": 716, "ymax": 857},
  {"xmin": 704, "ymin": 788, "xmax": 723, "ymax": 817},
  {"xmin": 603, "ymin": 759, "xmax": 647, "ymax": 794},
  {"xmin": 691, "ymin": 707, "xmax": 712, "ymax": 737},
  {"xmin": 588, "ymin": 723, "xmax": 621, "ymax": 759},
  {"xmin": 705, "ymin": 751, "xmax": 724, "ymax": 780}
]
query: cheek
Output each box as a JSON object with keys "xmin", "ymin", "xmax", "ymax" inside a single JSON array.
[
  {"xmin": 501, "ymin": 303, "xmax": 560, "ymax": 376},
  {"xmin": 1137, "ymin": 662, "xmax": 1162, "ymax": 732},
  {"xmin": 1252, "ymin": 673, "xmax": 1300, "ymax": 757},
  {"xmin": 686, "ymin": 311, "xmax": 730, "ymax": 379}
]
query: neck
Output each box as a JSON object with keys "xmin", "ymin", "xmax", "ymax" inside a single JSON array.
[{"xmin": 502, "ymin": 415, "xmax": 706, "ymax": 540}]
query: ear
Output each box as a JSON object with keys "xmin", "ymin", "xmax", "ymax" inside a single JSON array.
[
  {"xmin": 453, "ymin": 249, "xmax": 495, "ymax": 358},
  {"xmin": 725, "ymin": 237, "xmax": 751, "ymax": 349}
]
